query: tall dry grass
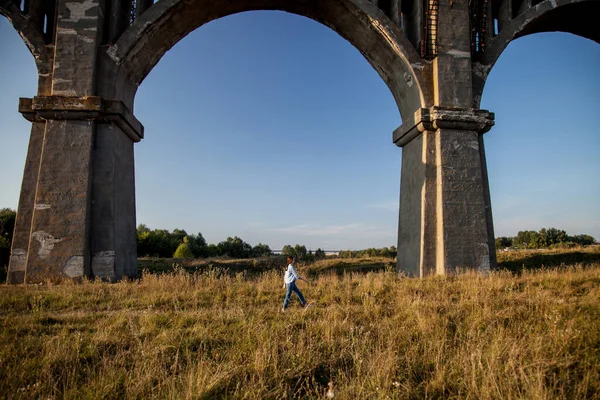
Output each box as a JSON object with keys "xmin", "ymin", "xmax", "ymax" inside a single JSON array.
[{"xmin": 1, "ymin": 263, "xmax": 599, "ymax": 398}]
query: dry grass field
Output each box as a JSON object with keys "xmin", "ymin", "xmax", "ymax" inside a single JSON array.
[{"xmin": 1, "ymin": 248, "xmax": 599, "ymax": 399}]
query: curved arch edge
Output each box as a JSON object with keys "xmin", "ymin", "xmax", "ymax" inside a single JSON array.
[
  {"xmin": 0, "ymin": 3, "xmax": 52, "ymax": 76},
  {"xmin": 107, "ymin": 0, "xmax": 431, "ymax": 120},
  {"xmin": 472, "ymin": 0, "xmax": 598, "ymax": 108}
]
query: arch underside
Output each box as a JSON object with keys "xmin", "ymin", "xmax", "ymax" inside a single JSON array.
[
  {"xmin": 513, "ymin": 1, "xmax": 600, "ymax": 43},
  {"xmin": 474, "ymin": 0, "xmax": 600, "ymax": 107},
  {"xmin": 0, "ymin": 2, "xmax": 49, "ymax": 58},
  {"xmin": 110, "ymin": 0, "xmax": 430, "ymax": 120},
  {"xmin": 0, "ymin": 1, "xmax": 53, "ymax": 92}
]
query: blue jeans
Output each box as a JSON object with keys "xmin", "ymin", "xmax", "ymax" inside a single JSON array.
[{"xmin": 283, "ymin": 281, "xmax": 306, "ymax": 309}]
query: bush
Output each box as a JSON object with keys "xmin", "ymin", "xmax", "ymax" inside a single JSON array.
[{"xmin": 173, "ymin": 238, "xmax": 194, "ymax": 259}]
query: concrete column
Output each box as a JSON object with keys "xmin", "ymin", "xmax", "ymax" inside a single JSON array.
[
  {"xmin": 91, "ymin": 113, "xmax": 141, "ymax": 281},
  {"xmin": 394, "ymin": 107, "xmax": 496, "ymax": 276},
  {"xmin": 433, "ymin": 0, "xmax": 473, "ymax": 107},
  {"xmin": 13, "ymin": 0, "xmax": 104, "ymax": 282},
  {"xmin": 6, "ymin": 0, "xmax": 54, "ymax": 284},
  {"xmin": 7, "ymin": 122, "xmax": 46, "ymax": 283},
  {"xmin": 7, "ymin": 0, "xmax": 144, "ymax": 283}
]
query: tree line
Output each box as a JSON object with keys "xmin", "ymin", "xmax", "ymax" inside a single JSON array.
[
  {"xmin": 137, "ymin": 224, "xmax": 272, "ymax": 259},
  {"xmin": 138, "ymin": 225, "xmax": 334, "ymax": 261},
  {"xmin": 495, "ymin": 228, "xmax": 596, "ymax": 250},
  {"xmin": 137, "ymin": 225, "xmax": 400, "ymax": 261}
]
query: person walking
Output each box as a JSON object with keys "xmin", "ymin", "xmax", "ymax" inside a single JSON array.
[{"xmin": 282, "ymin": 255, "xmax": 310, "ymax": 312}]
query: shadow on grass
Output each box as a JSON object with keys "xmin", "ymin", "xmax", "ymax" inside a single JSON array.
[
  {"xmin": 137, "ymin": 257, "xmax": 287, "ymax": 278},
  {"xmin": 306, "ymin": 262, "xmax": 391, "ymax": 277},
  {"xmin": 497, "ymin": 250, "xmax": 600, "ymax": 273}
]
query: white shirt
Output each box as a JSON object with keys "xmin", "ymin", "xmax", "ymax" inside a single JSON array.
[{"xmin": 284, "ymin": 264, "xmax": 300, "ymax": 284}]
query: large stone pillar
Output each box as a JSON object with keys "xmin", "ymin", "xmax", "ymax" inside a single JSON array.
[
  {"xmin": 395, "ymin": 107, "xmax": 496, "ymax": 276},
  {"xmin": 6, "ymin": 18, "xmax": 55, "ymax": 284},
  {"xmin": 7, "ymin": 0, "xmax": 143, "ymax": 283},
  {"xmin": 393, "ymin": 0, "xmax": 497, "ymax": 276},
  {"xmin": 17, "ymin": 0, "xmax": 105, "ymax": 282}
]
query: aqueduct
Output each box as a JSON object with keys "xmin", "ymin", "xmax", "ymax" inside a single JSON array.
[{"xmin": 1, "ymin": 0, "xmax": 598, "ymax": 282}]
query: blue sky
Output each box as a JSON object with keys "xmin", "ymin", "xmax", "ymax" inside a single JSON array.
[{"xmin": 0, "ymin": 11, "xmax": 599, "ymax": 250}]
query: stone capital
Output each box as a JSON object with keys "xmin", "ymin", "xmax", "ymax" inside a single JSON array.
[
  {"xmin": 393, "ymin": 106, "xmax": 495, "ymax": 147},
  {"xmin": 19, "ymin": 96, "xmax": 144, "ymax": 143}
]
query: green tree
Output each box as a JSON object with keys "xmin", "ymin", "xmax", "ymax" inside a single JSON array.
[
  {"xmin": 569, "ymin": 234, "xmax": 596, "ymax": 246},
  {"xmin": 187, "ymin": 233, "xmax": 207, "ymax": 257},
  {"xmin": 137, "ymin": 223, "xmax": 150, "ymax": 234},
  {"xmin": 293, "ymin": 244, "xmax": 307, "ymax": 260},
  {"xmin": 173, "ymin": 237, "xmax": 194, "ymax": 259},
  {"xmin": 514, "ymin": 230, "xmax": 540, "ymax": 249},
  {"xmin": 170, "ymin": 228, "xmax": 188, "ymax": 250},
  {"xmin": 495, "ymin": 236, "xmax": 513, "ymax": 249},
  {"xmin": 252, "ymin": 243, "xmax": 272, "ymax": 257},
  {"xmin": 137, "ymin": 226, "xmax": 180, "ymax": 257},
  {"xmin": 0, "ymin": 235, "xmax": 9, "ymax": 249},
  {"xmin": 0, "ymin": 208, "xmax": 16, "ymax": 246},
  {"xmin": 217, "ymin": 236, "xmax": 253, "ymax": 258},
  {"xmin": 281, "ymin": 245, "xmax": 295, "ymax": 257},
  {"xmin": 378, "ymin": 247, "xmax": 392, "ymax": 258},
  {"xmin": 205, "ymin": 244, "xmax": 219, "ymax": 258},
  {"xmin": 315, "ymin": 248, "xmax": 326, "ymax": 258},
  {"xmin": 0, "ymin": 208, "xmax": 17, "ymax": 281},
  {"xmin": 540, "ymin": 228, "xmax": 567, "ymax": 247}
]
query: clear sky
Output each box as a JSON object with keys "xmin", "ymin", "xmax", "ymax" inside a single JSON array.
[{"xmin": 0, "ymin": 11, "xmax": 599, "ymax": 250}]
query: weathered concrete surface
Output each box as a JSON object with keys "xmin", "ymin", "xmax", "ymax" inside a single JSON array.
[
  {"xmin": 397, "ymin": 134, "xmax": 424, "ymax": 277},
  {"xmin": 432, "ymin": 0, "xmax": 474, "ymax": 107},
  {"xmin": 20, "ymin": 0, "xmax": 104, "ymax": 282},
  {"xmin": 396, "ymin": 107, "xmax": 495, "ymax": 275},
  {"xmin": 91, "ymin": 122, "xmax": 138, "ymax": 281},
  {"xmin": 6, "ymin": 122, "xmax": 46, "ymax": 284},
  {"xmin": 435, "ymin": 126, "xmax": 493, "ymax": 273},
  {"xmin": 2, "ymin": 0, "xmax": 597, "ymax": 281}
]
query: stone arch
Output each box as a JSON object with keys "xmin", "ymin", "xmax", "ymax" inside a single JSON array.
[
  {"xmin": 108, "ymin": 0, "xmax": 430, "ymax": 121},
  {"xmin": 473, "ymin": 0, "xmax": 600, "ymax": 107},
  {"xmin": 0, "ymin": 2, "xmax": 53, "ymax": 93}
]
